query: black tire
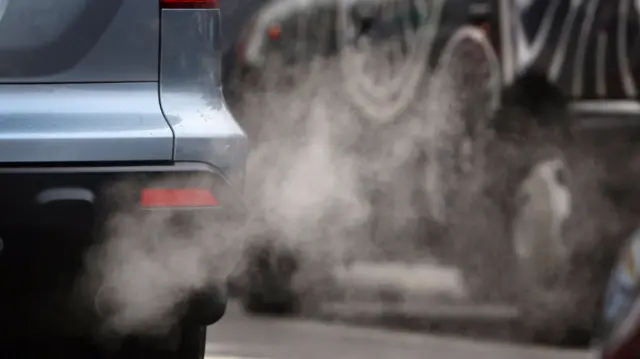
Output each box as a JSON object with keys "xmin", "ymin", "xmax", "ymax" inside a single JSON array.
[
  {"xmin": 239, "ymin": 240, "xmax": 302, "ymax": 316},
  {"xmin": 241, "ymin": 291, "xmax": 300, "ymax": 316},
  {"xmin": 237, "ymin": 236, "xmax": 343, "ymax": 316}
]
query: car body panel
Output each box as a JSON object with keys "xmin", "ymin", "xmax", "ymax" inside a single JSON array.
[
  {"xmin": 230, "ymin": 0, "xmax": 640, "ymax": 119},
  {"xmin": 0, "ymin": 82, "xmax": 173, "ymax": 163},
  {"xmin": 598, "ymin": 227, "xmax": 640, "ymax": 358},
  {"xmin": 159, "ymin": 8, "xmax": 248, "ymax": 186},
  {"xmin": 602, "ymin": 231, "xmax": 640, "ymax": 335},
  {"xmin": 231, "ymin": 0, "xmax": 493, "ymax": 74},
  {"xmin": 237, "ymin": 0, "xmax": 338, "ymax": 68},
  {"xmin": 0, "ymin": 5, "xmax": 248, "ymax": 185},
  {"xmin": 0, "ymin": 162, "xmax": 246, "ymax": 228},
  {"xmin": 0, "ymin": 0, "xmax": 159, "ymax": 82}
]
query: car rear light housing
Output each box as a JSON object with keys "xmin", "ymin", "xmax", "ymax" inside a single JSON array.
[{"xmin": 141, "ymin": 188, "xmax": 219, "ymax": 208}]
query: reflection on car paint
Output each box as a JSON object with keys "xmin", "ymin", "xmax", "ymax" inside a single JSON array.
[
  {"xmin": 605, "ymin": 228, "xmax": 640, "ymax": 325},
  {"xmin": 605, "ymin": 276, "xmax": 634, "ymax": 323},
  {"xmin": 619, "ymin": 229, "xmax": 640, "ymax": 287}
]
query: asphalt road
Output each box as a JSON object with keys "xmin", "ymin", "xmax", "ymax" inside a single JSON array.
[{"xmin": 205, "ymin": 302, "xmax": 593, "ymax": 359}]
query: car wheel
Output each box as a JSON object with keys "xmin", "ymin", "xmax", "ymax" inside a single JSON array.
[
  {"xmin": 239, "ymin": 240, "xmax": 302, "ymax": 316},
  {"xmin": 238, "ymin": 236, "xmax": 344, "ymax": 317}
]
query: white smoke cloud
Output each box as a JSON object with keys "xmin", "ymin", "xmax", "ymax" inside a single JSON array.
[{"xmin": 75, "ymin": 0, "xmax": 634, "ymax": 345}]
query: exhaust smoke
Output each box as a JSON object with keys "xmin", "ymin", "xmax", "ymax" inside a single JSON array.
[
  {"xmin": 82, "ymin": 45, "xmax": 468, "ymax": 336},
  {"xmin": 77, "ymin": 0, "xmax": 640, "ymax": 342},
  {"xmin": 78, "ymin": 0, "xmax": 493, "ymax": 334}
]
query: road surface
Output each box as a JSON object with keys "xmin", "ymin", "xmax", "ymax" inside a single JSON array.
[{"xmin": 205, "ymin": 302, "xmax": 593, "ymax": 359}]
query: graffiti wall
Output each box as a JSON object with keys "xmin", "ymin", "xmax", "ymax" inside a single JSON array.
[{"xmin": 510, "ymin": 0, "xmax": 640, "ymax": 100}]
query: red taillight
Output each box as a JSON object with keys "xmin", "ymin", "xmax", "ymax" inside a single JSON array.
[
  {"xmin": 141, "ymin": 188, "xmax": 219, "ymax": 208},
  {"xmin": 160, "ymin": 0, "xmax": 218, "ymax": 9},
  {"xmin": 267, "ymin": 23, "xmax": 282, "ymax": 40}
]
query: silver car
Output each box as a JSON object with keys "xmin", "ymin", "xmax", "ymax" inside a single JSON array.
[{"xmin": 0, "ymin": 0, "xmax": 246, "ymax": 357}]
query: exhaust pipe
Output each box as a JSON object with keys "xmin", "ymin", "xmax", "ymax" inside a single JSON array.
[
  {"xmin": 94, "ymin": 283, "xmax": 227, "ymax": 328},
  {"xmin": 183, "ymin": 285, "xmax": 227, "ymax": 326}
]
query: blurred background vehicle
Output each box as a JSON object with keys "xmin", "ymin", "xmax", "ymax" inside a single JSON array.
[
  {"xmin": 222, "ymin": 0, "xmax": 640, "ymax": 348},
  {"xmin": 219, "ymin": 0, "xmax": 269, "ymax": 84},
  {"xmin": 595, "ymin": 226, "xmax": 640, "ymax": 359},
  {"xmin": 224, "ymin": 0, "xmax": 497, "ymax": 114},
  {"xmin": 465, "ymin": 0, "xmax": 640, "ymax": 345},
  {"xmin": 222, "ymin": 0, "xmax": 500, "ymax": 317}
]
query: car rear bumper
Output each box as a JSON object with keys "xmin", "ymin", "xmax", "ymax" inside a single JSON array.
[
  {"xmin": 0, "ymin": 161, "xmax": 243, "ymax": 337},
  {"xmin": 0, "ymin": 161, "xmax": 245, "ymax": 232}
]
